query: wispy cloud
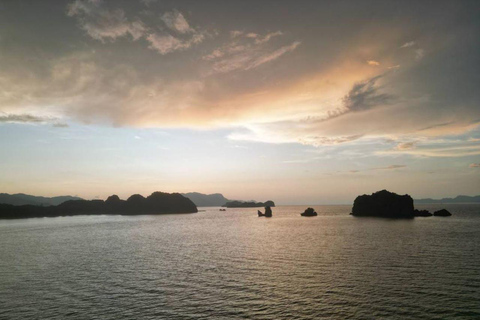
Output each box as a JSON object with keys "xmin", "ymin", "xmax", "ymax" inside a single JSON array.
[
  {"xmin": 400, "ymin": 41, "xmax": 415, "ymax": 48},
  {"xmin": 230, "ymin": 30, "xmax": 243, "ymax": 38},
  {"xmin": 395, "ymin": 142, "xmax": 416, "ymax": 150},
  {"xmin": 298, "ymin": 134, "xmax": 364, "ymax": 146},
  {"xmin": 0, "ymin": 113, "xmax": 68, "ymax": 127},
  {"xmin": 67, "ymin": 0, "xmax": 146, "ymax": 41},
  {"xmin": 67, "ymin": 2, "xmax": 206, "ymax": 55},
  {"xmin": 342, "ymin": 75, "xmax": 394, "ymax": 112},
  {"xmin": 146, "ymin": 32, "xmax": 205, "ymax": 55},
  {"xmin": 160, "ymin": 10, "xmax": 193, "ymax": 34},
  {"xmin": 308, "ymin": 74, "xmax": 396, "ymax": 123},
  {"xmin": 415, "ymin": 48, "xmax": 425, "ymax": 61},
  {"xmin": 367, "ymin": 60, "xmax": 380, "ymax": 66},
  {"xmin": 381, "ymin": 141, "xmax": 480, "ymax": 157},
  {"xmin": 254, "ymin": 31, "xmax": 283, "ymax": 44},
  {"xmin": 204, "ymin": 31, "xmax": 300, "ymax": 74},
  {"xmin": 418, "ymin": 122, "xmax": 454, "ymax": 132},
  {"xmin": 374, "ymin": 164, "xmax": 406, "ymax": 170}
]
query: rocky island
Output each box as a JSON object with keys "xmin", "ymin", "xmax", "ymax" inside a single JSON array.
[
  {"xmin": 0, "ymin": 192, "xmax": 197, "ymax": 219},
  {"xmin": 224, "ymin": 200, "xmax": 275, "ymax": 208},
  {"xmin": 258, "ymin": 206, "xmax": 273, "ymax": 217},
  {"xmin": 301, "ymin": 208, "xmax": 318, "ymax": 217},
  {"xmin": 433, "ymin": 209, "xmax": 452, "ymax": 216},
  {"xmin": 351, "ymin": 190, "xmax": 452, "ymax": 218}
]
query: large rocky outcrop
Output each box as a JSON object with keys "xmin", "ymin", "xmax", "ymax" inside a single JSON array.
[
  {"xmin": 351, "ymin": 190, "xmax": 453, "ymax": 218},
  {"xmin": 0, "ymin": 192, "xmax": 197, "ymax": 219},
  {"xmin": 351, "ymin": 190, "xmax": 415, "ymax": 218}
]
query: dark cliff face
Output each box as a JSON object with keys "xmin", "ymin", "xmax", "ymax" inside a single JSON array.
[
  {"xmin": 351, "ymin": 190, "xmax": 415, "ymax": 218},
  {"xmin": 0, "ymin": 192, "xmax": 198, "ymax": 219}
]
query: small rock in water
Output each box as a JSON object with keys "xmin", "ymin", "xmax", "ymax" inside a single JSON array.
[
  {"xmin": 258, "ymin": 206, "xmax": 273, "ymax": 217},
  {"xmin": 433, "ymin": 209, "xmax": 452, "ymax": 217},
  {"xmin": 413, "ymin": 209, "xmax": 433, "ymax": 217},
  {"xmin": 301, "ymin": 208, "xmax": 318, "ymax": 217}
]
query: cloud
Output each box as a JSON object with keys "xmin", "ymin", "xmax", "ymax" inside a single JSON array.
[
  {"xmin": 470, "ymin": 163, "xmax": 480, "ymax": 168},
  {"xmin": 147, "ymin": 9, "xmax": 208, "ymax": 55},
  {"xmin": 204, "ymin": 31, "xmax": 301, "ymax": 74},
  {"xmin": 418, "ymin": 122, "xmax": 454, "ymax": 132},
  {"xmin": 146, "ymin": 32, "xmax": 205, "ymax": 55},
  {"xmin": 343, "ymin": 75, "xmax": 394, "ymax": 112},
  {"xmin": 2, "ymin": 0, "xmax": 479, "ymax": 153},
  {"xmin": 395, "ymin": 142, "xmax": 416, "ymax": 150},
  {"xmin": 400, "ymin": 41, "xmax": 415, "ymax": 48},
  {"xmin": 367, "ymin": 60, "xmax": 380, "ymax": 66},
  {"xmin": 381, "ymin": 139, "xmax": 480, "ymax": 158},
  {"xmin": 298, "ymin": 134, "xmax": 364, "ymax": 146},
  {"xmin": 230, "ymin": 30, "xmax": 243, "ymax": 38},
  {"xmin": 0, "ymin": 113, "xmax": 68, "ymax": 127},
  {"xmin": 67, "ymin": 0, "xmax": 146, "ymax": 41},
  {"xmin": 415, "ymin": 49, "xmax": 425, "ymax": 61},
  {"xmin": 67, "ymin": 2, "xmax": 206, "ymax": 55},
  {"xmin": 374, "ymin": 164, "xmax": 407, "ymax": 170},
  {"xmin": 254, "ymin": 31, "xmax": 283, "ymax": 44},
  {"xmin": 161, "ymin": 10, "xmax": 193, "ymax": 34},
  {"xmin": 247, "ymin": 41, "xmax": 301, "ymax": 70}
]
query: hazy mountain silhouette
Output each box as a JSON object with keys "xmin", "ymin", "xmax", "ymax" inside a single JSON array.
[
  {"xmin": 182, "ymin": 192, "xmax": 229, "ymax": 207},
  {"xmin": 0, "ymin": 192, "xmax": 197, "ymax": 219},
  {"xmin": 415, "ymin": 195, "xmax": 480, "ymax": 203},
  {"xmin": 0, "ymin": 193, "xmax": 83, "ymax": 206},
  {"xmin": 223, "ymin": 200, "xmax": 275, "ymax": 208}
]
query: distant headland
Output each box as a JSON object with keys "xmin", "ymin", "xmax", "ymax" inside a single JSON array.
[
  {"xmin": 414, "ymin": 195, "xmax": 480, "ymax": 204},
  {"xmin": 223, "ymin": 200, "xmax": 275, "ymax": 208},
  {"xmin": 0, "ymin": 192, "xmax": 197, "ymax": 219}
]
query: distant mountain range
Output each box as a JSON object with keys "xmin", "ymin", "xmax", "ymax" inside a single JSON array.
[
  {"xmin": 414, "ymin": 195, "xmax": 480, "ymax": 204},
  {"xmin": 181, "ymin": 192, "xmax": 230, "ymax": 207},
  {"xmin": 0, "ymin": 193, "xmax": 83, "ymax": 206}
]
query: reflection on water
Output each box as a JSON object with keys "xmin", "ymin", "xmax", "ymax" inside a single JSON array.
[{"xmin": 0, "ymin": 204, "xmax": 479, "ymax": 319}]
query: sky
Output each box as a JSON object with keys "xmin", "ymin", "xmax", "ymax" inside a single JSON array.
[{"xmin": 0, "ymin": 0, "xmax": 479, "ymax": 204}]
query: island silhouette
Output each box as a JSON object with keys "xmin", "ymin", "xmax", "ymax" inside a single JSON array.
[
  {"xmin": 351, "ymin": 190, "xmax": 452, "ymax": 218},
  {"xmin": 224, "ymin": 200, "xmax": 275, "ymax": 208},
  {"xmin": 0, "ymin": 192, "xmax": 197, "ymax": 219}
]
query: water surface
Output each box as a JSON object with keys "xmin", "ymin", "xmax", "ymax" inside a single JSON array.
[{"xmin": 1, "ymin": 204, "xmax": 479, "ymax": 319}]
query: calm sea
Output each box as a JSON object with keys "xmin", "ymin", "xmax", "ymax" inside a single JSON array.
[{"xmin": 0, "ymin": 204, "xmax": 479, "ymax": 319}]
